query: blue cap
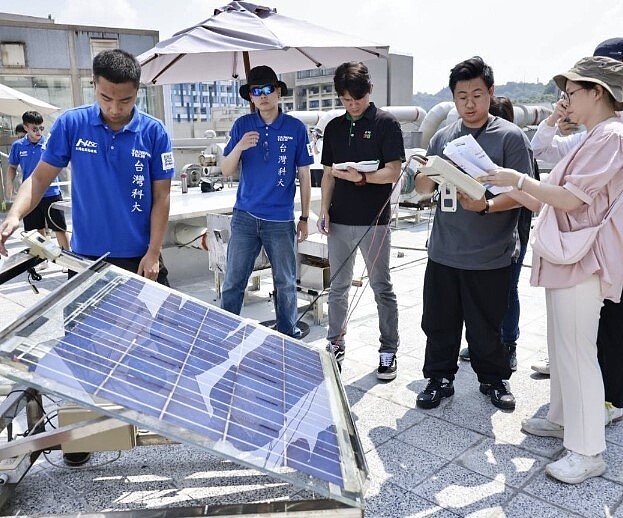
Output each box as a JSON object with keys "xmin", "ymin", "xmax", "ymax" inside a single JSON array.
[{"xmin": 593, "ymin": 38, "xmax": 623, "ymax": 61}]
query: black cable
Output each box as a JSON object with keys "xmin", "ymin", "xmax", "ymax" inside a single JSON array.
[
  {"xmin": 176, "ymin": 234, "xmax": 204, "ymax": 249},
  {"xmin": 295, "ymin": 154, "xmax": 426, "ymax": 325},
  {"xmin": 46, "ymin": 196, "xmax": 68, "ymax": 233}
]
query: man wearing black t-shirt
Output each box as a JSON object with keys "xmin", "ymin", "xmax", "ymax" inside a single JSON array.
[{"xmin": 317, "ymin": 61, "xmax": 405, "ymax": 380}]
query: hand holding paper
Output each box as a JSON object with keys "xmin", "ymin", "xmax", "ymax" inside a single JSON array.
[{"xmin": 443, "ymin": 135, "xmax": 512, "ymax": 195}]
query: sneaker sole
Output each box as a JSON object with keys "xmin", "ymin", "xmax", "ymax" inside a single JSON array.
[
  {"xmin": 545, "ymin": 462, "xmax": 606, "ymax": 484},
  {"xmin": 531, "ymin": 367, "xmax": 550, "ymax": 376},
  {"xmin": 376, "ymin": 371, "xmax": 397, "ymax": 381},
  {"xmin": 480, "ymin": 384, "xmax": 516, "ymax": 410},
  {"xmin": 605, "ymin": 411, "xmax": 623, "ymax": 425},
  {"xmin": 491, "ymin": 397, "xmax": 516, "ymax": 411},
  {"xmin": 416, "ymin": 387, "xmax": 454, "ymax": 409}
]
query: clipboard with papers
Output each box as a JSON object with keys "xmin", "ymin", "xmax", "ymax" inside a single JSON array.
[
  {"xmin": 418, "ymin": 156, "xmax": 485, "ymax": 201},
  {"xmin": 442, "ymin": 134, "xmax": 512, "ymax": 195}
]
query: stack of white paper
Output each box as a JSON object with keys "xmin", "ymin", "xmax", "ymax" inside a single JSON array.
[
  {"xmin": 443, "ymin": 135, "xmax": 511, "ymax": 195},
  {"xmin": 332, "ymin": 160, "xmax": 380, "ymax": 172}
]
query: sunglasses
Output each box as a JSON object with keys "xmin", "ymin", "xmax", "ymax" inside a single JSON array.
[
  {"xmin": 249, "ymin": 84, "xmax": 276, "ymax": 97},
  {"xmin": 29, "ymin": 126, "xmax": 45, "ymax": 133}
]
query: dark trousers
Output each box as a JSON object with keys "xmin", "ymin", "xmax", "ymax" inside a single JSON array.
[
  {"xmin": 422, "ymin": 259, "xmax": 512, "ymax": 384},
  {"xmin": 69, "ymin": 254, "xmax": 170, "ymax": 286},
  {"xmin": 597, "ymin": 292, "xmax": 623, "ymax": 408}
]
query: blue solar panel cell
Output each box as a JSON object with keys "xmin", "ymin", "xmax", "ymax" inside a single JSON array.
[{"xmin": 0, "ymin": 264, "xmax": 367, "ymax": 507}]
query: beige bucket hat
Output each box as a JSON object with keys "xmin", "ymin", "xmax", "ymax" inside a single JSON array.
[{"xmin": 554, "ymin": 56, "xmax": 623, "ymax": 110}]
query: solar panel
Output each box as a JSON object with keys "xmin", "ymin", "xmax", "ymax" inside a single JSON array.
[{"xmin": 0, "ymin": 263, "xmax": 368, "ymax": 508}]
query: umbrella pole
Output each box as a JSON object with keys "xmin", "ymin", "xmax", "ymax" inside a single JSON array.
[{"xmin": 243, "ymin": 52, "xmax": 255, "ymax": 113}]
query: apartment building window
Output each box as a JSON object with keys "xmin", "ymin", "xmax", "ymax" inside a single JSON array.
[
  {"xmin": 90, "ymin": 39, "xmax": 118, "ymax": 60},
  {"xmin": 1, "ymin": 43, "xmax": 26, "ymax": 67}
]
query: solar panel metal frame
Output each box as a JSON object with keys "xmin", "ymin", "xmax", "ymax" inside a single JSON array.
[{"xmin": 0, "ymin": 262, "xmax": 368, "ymax": 509}]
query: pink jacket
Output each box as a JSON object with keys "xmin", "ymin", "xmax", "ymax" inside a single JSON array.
[{"xmin": 531, "ymin": 116, "xmax": 623, "ymax": 302}]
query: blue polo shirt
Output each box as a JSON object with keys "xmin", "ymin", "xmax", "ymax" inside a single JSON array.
[
  {"xmin": 42, "ymin": 103, "xmax": 174, "ymax": 258},
  {"xmin": 224, "ymin": 110, "xmax": 313, "ymax": 220},
  {"xmin": 8, "ymin": 135, "xmax": 61, "ymax": 198}
]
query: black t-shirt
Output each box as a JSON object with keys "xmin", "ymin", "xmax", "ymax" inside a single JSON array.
[{"xmin": 321, "ymin": 103, "xmax": 405, "ymax": 225}]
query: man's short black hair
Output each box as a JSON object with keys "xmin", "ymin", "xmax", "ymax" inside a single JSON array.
[
  {"xmin": 93, "ymin": 49, "xmax": 141, "ymax": 88},
  {"xmin": 15, "ymin": 123, "xmax": 26, "ymax": 135},
  {"xmin": 449, "ymin": 56, "xmax": 494, "ymax": 93},
  {"xmin": 333, "ymin": 61, "xmax": 372, "ymax": 99},
  {"xmin": 22, "ymin": 111, "xmax": 43, "ymax": 125}
]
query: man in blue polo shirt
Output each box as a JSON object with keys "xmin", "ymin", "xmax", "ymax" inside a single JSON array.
[
  {"xmin": 0, "ymin": 49, "xmax": 174, "ymax": 286},
  {"xmin": 6, "ymin": 110, "xmax": 69, "ymax": 252},
  {"xmin": 220, "ymin": 65, "xmax": 313, "ymax": 338}
]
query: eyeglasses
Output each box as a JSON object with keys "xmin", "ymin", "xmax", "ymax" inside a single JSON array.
[
  {"xmin": 249, "ymin": 84, "xmax": 276, "ymax": 97},
  {"xmin": 560, "ymin": 88, "xmax": 584, "ymax": 104},
  {"xmin": 29, "ymin": 126, "xmax": 45, "ymax": 133}
]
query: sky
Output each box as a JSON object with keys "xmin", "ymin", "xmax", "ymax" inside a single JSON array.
[{"xmin": 1, "ymin": 0, "xmax": 621, "ymax": 94}]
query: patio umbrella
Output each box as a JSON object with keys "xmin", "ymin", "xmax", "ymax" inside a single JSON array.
[
  {"xmin": 137, "ymin": 1, "xmax": 389, "ymax": 85},
  {"xmin": 0, "ymin": 83, "xmax": 59, "ymax": 117}
]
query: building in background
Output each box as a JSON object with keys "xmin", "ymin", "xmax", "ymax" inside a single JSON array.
[
  {"xmin": 281, "ymin": 53, "xmax": 414, "ymax": 112},
  {"xmin": 167, "ymin": 53, "xmax": 413, "ymax": 139},
  {"xmin": 0, "ymin": 12, "xmax": 164, "ymax": 143},
  {"xmin": 0, "ymin": 11, "xmax": 413, "ymax": 142}
]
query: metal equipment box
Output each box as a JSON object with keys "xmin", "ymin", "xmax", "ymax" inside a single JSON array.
[{"xmin": 58, "ymin": 405, "xmax": 137, "ymax": 453}]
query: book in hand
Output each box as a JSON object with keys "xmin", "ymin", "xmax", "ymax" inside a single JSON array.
[
  {"xmin": 332, "ymin": 160, "xmax": 380, "ymax": 172},
  {"xmin": 418, "ymin": 156, "xmax": 486, "ymax": 200}
]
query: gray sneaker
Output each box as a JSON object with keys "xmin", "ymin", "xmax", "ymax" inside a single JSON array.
[
  {"xmin": 531, "ymin": 358, "xmax": 550, "ymax": 376},
  {"xmin": 521, "ymin": 417, "xmax": 564, "ymax": 438},
  {"xmin": 546, "ymin": 450, "xmax": 606, "ymax": 484}
]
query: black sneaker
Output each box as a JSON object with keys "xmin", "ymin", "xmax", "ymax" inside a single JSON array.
[
  {"xmin": 480, "ymin": 380, "xmax": 516, "ymax": 410},
  {"xmin": 416, "ymin": 378, "xmax": 454, "ymax": 409},
  {"xmin": 327, "ymin": 341, "xmax": 345, "ymax": 372},
  {"xmin": 459, "ymin": 347, "xmax": 470, "ymax": 361},
  {"xmin": 63, "ymin": 452, "xmax": 92, "ymax": 466},
  {"xmin": 507, "ymin": 344, "xmax": 517, "ymax": 372},
  {"xmin": 377, "ymin": 352, "xmax": 397, "ymax": 380}
]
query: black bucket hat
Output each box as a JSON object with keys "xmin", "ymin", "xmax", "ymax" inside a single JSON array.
[{"xmin": 239, "ymin": 65, "xmax": 288, "ymax": 101}]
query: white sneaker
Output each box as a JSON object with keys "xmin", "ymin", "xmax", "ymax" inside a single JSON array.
[
  {"xmin": 531, "ymin": 358, "xmax": 550, "ymax": 376},
  {"xmin": 545, "ymin": 450, "xmax": 606, "ymax": 484},
  {"xmin": 521, "ymin": 417, "xmax": 564, "ymax": 438},
  {"xmin": 605, "ymin": 402, "xmax": 623, "ymax": 425}
]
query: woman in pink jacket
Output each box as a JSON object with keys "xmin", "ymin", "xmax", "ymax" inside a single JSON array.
[{"xmin": 482, "ymin": 56, "xmax": 623, "ymax": 484}]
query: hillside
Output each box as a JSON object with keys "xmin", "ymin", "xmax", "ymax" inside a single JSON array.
[{"xmin": 413, "ymin": 81, "xmax": 559, "ymax": 111}]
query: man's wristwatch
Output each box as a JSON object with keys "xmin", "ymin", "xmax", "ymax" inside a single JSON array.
[
  {"xmin": 354, "ymin": 172, "xmax": 367, "ymax": 186},
  {"xmin": 478, "ymin": 199, "xmax": 491, "ymax": 216},
  {"xmin": 299, "ymin": 216, "xmax": 308, "ymax": 222}
]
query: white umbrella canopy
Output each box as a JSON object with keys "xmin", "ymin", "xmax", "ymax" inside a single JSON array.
[
  {"xmin": 138, "ymin": 1, "xmax": 389, "ymax": 85},
  {"xmin": 0, "ymin": 83, "xmax": 59, "ymax": 117}
]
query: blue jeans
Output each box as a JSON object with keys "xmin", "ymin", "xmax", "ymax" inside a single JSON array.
[
  {"xmin": 221, "ymin": 210, "xmax": 298, "ymax": 336},
  {"xmin": 501, "ymin": 243, "xmax": 527, "ymax": 345}
]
